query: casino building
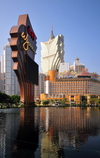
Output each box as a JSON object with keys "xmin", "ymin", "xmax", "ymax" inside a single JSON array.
[
  {"xmin": 41, "ymin": 69, "xmax": 100, "ymax": 105},
  {"xmin": 41, "ymin": 30, "xmax": 65, "ymax": 74}
]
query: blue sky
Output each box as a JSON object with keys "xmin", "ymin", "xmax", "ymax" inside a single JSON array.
[{"xmin": 0, "ymin": 0, "xmax": 100, "ymax": 74}]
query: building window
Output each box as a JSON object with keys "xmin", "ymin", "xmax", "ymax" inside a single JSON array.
[
  {"xmin": 6, "ymin": 85, "xmax": 11, "ymax": 91},
  {"xmin": 6, "ymin": 73, "xmax": 11, "ymax": 78},
  {"xmin": 6, "ymin": 61, "xmax": 11, "ymax": 66},
  {"xmin": 6, "ymin": 67, "xmax": 11, "ymax": 72},
  {"xmin": 6, "ymin": 79, "xmax": 11, "ymax": 84},
  {"xmin": 6, "ymin": 55, "xmax": 11, "ymax": 60}
]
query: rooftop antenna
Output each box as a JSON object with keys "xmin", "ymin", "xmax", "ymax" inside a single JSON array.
[
  {"xmin": 51, "ymin": 26, "xmax": 53, "ymax": 32},
  {"xmin": 49, "ymin": 26, "xmax": 55, "ymax": 40}
]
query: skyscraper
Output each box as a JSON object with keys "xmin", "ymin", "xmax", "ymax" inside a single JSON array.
[
  {"xmin": 0, "ymin": 41, "xmax": 19, "ymax": 95},
  {"xmin": 34, "ymin": 72, "xmax": 45, "ymax": 101},
  {"xmin": 41, "ymin": 30, "xmax": 65, "ymax": 74}
]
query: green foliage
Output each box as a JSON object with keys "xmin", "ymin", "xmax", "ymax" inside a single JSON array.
[
  {"xmin": 90, "ymin": 98, "xmax": 99, "ymax": 105},
  {"xmin": 35, "ymin": 100, "xmax": 41, "ymax": 105},
  {"xmin": 0, "ymin": 92, "xmax": 20, "ymax": 108},
  {"xmin": 42, "ymin": 100, "xmax": 50, "ymax": 106},
  {"xmin": 60, "ymin": 98, "xmax": 67, "ymax": 105},
  {"xmin": 50, "ymin": 99, "xmax": 55, "ymax": 103},
  {"xmin": 82, "ymin": 100, "xmax": 87, "ymax": 105},
  {"xmin": 49, "ymin": 99, "xmax": 55, "ymax": 105},
  {"xmin": 98, "ymin": 100, "xmax": 100, "ymax": 104},
  {"xmin": 0, "ymin": 91, "xmax": 10, "ymax": 103},
  {"xmin": 10, "ymin": 95, "xmax": 20, "ymax": 104}
]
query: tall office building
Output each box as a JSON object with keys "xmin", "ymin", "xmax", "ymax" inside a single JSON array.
[
  {"xmin": 41, "ymin": 30, "xmax": 65, "ymax": 74},
  {"xmin": 0, "ymin": 41, "xmax": 19, "ymax": 96},
  {"xmin": 34, "ymin": 72, "xmax": 45, "ymax": 101}
]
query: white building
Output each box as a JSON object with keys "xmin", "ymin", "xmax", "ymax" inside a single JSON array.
[
  {"xmin": 0, "ymin": 41, "xmax": 19, "ymax": 95},
  {"xmin": 59, "ymin": 62, "xmax": 70, "ymax": 73},
  {"xmin": 70, "ymin": 58, "xmax": 85, "ymax": 73},
  {"xmin": 41, "ymin": 30, "xmax": 65, "ymax": 74}
]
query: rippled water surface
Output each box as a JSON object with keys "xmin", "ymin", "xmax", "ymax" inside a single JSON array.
[{"xmin": 0, "ymin": 107, "xmax": 100, "ymax": 158}]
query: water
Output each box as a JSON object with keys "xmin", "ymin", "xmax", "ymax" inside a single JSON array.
[{"xmin": 0, "ymin": 107, "xmax": 100, "ymax": 158}]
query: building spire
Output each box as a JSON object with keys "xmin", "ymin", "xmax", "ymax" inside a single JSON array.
[{"xmin": 49, "ymin": 26, "xmax": 55, "ymax": 40}]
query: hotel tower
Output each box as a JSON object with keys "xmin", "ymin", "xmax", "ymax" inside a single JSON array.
[{"xmin": 41, "ymin": 30, "xmax": 65, "ymax": 74}]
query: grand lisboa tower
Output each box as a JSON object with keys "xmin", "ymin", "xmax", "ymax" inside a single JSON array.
[{"xmin": 41, "ymin": 30, "xmax": 65, "ymax": 74}]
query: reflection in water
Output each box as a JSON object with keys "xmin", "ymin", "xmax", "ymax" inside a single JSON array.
[
  {"xmin": 0, "ymin": 108, "xmax": 39, "ymax": 158},
  {"xmin": 0, "ymin": 109, "xmax": 20, "ymax": 158},
  {"xmin": 0, "ymin": 107, "xmax": 100, "ymax": 158},
  {"xmin": 39, "ymin": 107, "xmax": 100, "ymax": 158},
  {"xmin": 12, "ymin": 107, "xmax": 39, "ymax": 158}
]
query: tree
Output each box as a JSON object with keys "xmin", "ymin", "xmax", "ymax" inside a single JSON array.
[
  {"xmin": 0, "ymin": 92, "xmax": 10, "ymax": 103},
  {"xmin": 61, "ymin": 98, "xmax": 68, "ymax": 105},
  {"xmin": 42, "ymin": 100, "xmax": 50, "ymax": 106},
  {"xmin": 10, "ymin": 95, "xmax": 20, "ymax": 104},
  {"xmin": 98, "ymin": 99, "xmax": 100, "ymax": 105},
  {"xmin": 50, "ymin": 99, "xmax": 55, "ymax": 105},
  {"xmin": 90, "ymin": 98, "xmax": 98, "ymax": 105},
  {"xmin": 35, "ymin": 100, "xmax": 41, "ymax": 106}
]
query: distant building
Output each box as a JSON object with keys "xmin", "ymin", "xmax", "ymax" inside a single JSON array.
[
  {"xmin": 59, "ymin": 58, "xmax": 85, "ymax": 74},
  {"xmin": 41, "ymin": 70, "xmax": 100, "ymax": 105},
  {"xmin": 41, "ymin": 30, "xmax": 65, "ymax": 74},
  {"xmin": 72, "ymin": 58, "xmax": 85, "ymax": 73},
  {"xmin": 59, "ymin": 62, "xmax": 70, "ymax": 73},
  {"xmin": 0, "ymin": 41, "xmax": 19, "ymax": 95},
  {"xmin": 34, "ymin": 72, "xmax": 45, "ymax": 101}
]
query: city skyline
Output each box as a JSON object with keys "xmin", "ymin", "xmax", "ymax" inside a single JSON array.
[{"xmin": 0, "ymin": 0, "xmax": 100, "ymax": 74}]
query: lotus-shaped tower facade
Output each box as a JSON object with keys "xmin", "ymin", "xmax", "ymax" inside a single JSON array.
[{"xmin": 41, "ymin": 30, "xmax": 65, "ymax": 74}]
